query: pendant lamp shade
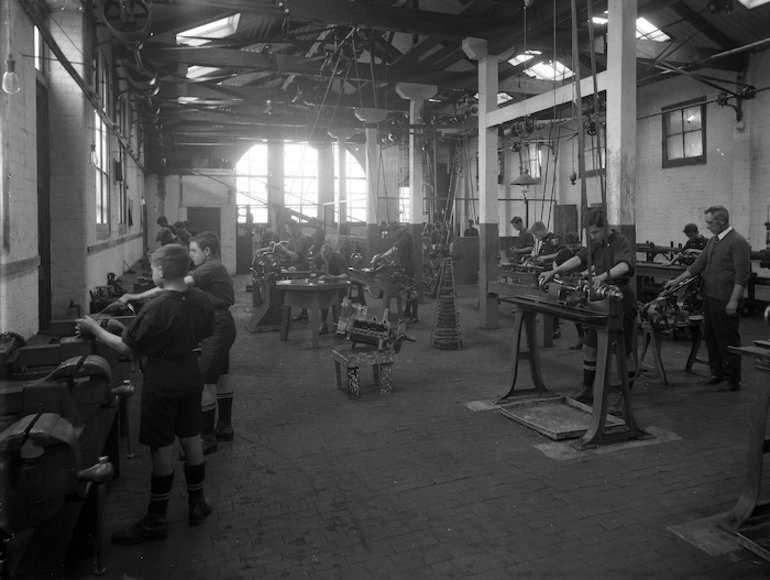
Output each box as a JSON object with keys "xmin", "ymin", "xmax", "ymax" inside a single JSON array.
[{"xmin": 511, "ymin": 169, "xmax": 540, "ymax": 186}]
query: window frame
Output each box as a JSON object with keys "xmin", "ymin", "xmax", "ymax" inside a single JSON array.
[
  {"xmin": 93, "ymin": 47, "xmax": 111, "ymax": 234},
  {"xmin": 662, "ymin": 97, "xmax": 707, "ymax": 169}
]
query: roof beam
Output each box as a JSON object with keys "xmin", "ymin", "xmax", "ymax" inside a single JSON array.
[
  {"xmin": 166, "ymin": 0, "xmax": 515, "ymax": 41},
  {"xmin": 142, "ymin": 46, "xmax": 480, "ymax": 88},
  {"xmin": 486, "ymin": 71, "xmax": 608, "ymax": 128},
  {"xmin": 669, "ymin": 1, "xmax": 737, "ymax": 50}
]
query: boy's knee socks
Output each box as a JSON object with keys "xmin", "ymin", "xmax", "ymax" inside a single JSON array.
[
  {"xmin": 184, "ymin": 462, "xmax": 205, "ymax": 498},
  {"xmin": 148, "ymin": 472, "xmax": 174, "ymax": 517},
  {"xmin": 217, "ymin": 394, "xmax": 233, "ymax": 424}
]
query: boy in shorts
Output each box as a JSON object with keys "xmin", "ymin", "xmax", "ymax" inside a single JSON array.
[{"xmin": 77, "ymin": 244, "xmax": 215, "ymax": 544}]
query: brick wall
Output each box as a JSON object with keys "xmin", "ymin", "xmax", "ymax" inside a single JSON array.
[{"xmin": 0, "ymin": 0, "xmax": 39, "ymax": 336}]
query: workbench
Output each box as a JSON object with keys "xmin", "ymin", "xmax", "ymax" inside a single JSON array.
[{"xmin": 277, "ymin": 279, "xmax": 350, "ymax": 348}]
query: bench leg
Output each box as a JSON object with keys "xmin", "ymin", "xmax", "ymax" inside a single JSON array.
[
  {"xmin": 334, "ymin": 361, "xmax": 342, "ymax": 391},
  {"xmin": 379, "ymin": 363, "xmax": 393, "ymax": 394},
  {"xmin": 347, "ymin": 367, "xmax": 360, "ymax": 398}
]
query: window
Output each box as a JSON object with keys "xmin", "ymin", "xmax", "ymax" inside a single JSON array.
[
  {"xmin": 662, "ymin": 99, "xmax": 706, "ymax": 168},
  {"xmin": 93, "ymin": 49, "xmax": 110, "ymax": 227},
  {"xmin": 398, "ymin": 186, "xmax": 410, "ymax": 223},
  {"xmin": 34, "ymin": 27, "xmax": 44, "ymax": 72},
  {"xmin": 284, "ymin": 143, "xmax": 318, "ymax": 218},
  {"xmin": 235, "ymin": 143, "xmax": 269, "ymax": 224},
  {"xmin": 93, "ymin": 110, "xmax": 109, "ymax": 224},
  {"xmin": 334, "ymin": 144, "xmax": 367, "ymax": 223}
]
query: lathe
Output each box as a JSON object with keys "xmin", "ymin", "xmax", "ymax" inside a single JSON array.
[{"xmin": 496, "ymin": 275, "xmax": 648, "ymax": 450}]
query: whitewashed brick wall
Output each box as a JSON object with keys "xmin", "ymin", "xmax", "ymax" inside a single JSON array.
[{"xmin": 0, "ymin": 0, "xmax": 38, "ymax": 336}]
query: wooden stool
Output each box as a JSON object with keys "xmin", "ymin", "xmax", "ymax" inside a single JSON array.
[
  {"xmin": 348, "ymin": 282, "xmax": 367, "ymax": 306},
  {"xmin": 332, "ymin": 348, "xmax": 395, "ymax": 398}
]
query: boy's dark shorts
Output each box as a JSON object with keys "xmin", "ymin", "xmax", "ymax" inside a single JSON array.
[
  {"xmin": 199, "ymin": 310, "xmax": 236, "ymax": 384},
  {"xmin": 138, "ymin": 355, "xmax": 204, "ymax": 447}
]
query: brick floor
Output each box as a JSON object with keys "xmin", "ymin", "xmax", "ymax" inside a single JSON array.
[{"xmin": 69, "ymin": 277, "xmax": 770, "ymax": 579}]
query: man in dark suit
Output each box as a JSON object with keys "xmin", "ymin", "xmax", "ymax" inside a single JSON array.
[{"xmin": 664, "ymin": 205, "xmax": 751, "ymax": 391}]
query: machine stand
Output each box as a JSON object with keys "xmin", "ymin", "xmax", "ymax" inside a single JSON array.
[{"xmin": 575, "ymin": 329, "xmax": 650, "ymax": 450}]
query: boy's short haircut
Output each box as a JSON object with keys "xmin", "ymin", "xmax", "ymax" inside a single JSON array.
[
  {"xmin": 191, "ymin": 231, "xmax": 221, "ymax": 258},
  {"xmin": 585, "ymin": 208, "xmax": 606, "ymax": 228},
  {"xmin": 530, "ymin": 221, "xmax": 546, "ymax": 234},
  {"xmin": 151, "ymin": 244, "xmax": 190, "ymax": 278}
]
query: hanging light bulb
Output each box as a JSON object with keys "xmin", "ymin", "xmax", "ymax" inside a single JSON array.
[
  {"xmin": 2, "ymin": 55, "xmax": 21, "ymax": 95},
  {"xmin": 89, "ymin": 143, "xmax": 99, "ymax": 167}
]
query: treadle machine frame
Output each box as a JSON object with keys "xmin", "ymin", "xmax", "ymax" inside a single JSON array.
[
  {"xmin": 719, "ymin": 342, "xmax": 770, "ymax": 560},
  {"xmin": 496, "ymin": 292, "xmax": 650, "ymax": 450}
]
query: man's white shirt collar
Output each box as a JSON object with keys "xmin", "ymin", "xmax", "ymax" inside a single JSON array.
[{"xmin": 717, "ymin": 226, "xmax": 733, "ymax": 241}]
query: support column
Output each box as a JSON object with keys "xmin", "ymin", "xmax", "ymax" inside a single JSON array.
[
  {"xmin": 463, "ymin": 38, "xmax": 499, "ymax": 329},
  {"xmin": 355, "ymin": 107, "xmax": 389, "ymax": 259},
  {"xmin": 732, "ymin": 103, "xmax": 751, "ymax": 237},
  {"xmin": 317, "ymin": 141, "xmax": 334, "ymax": 225},
  {"xmin": 606, "ymin": 0, "xmax": 637, "ymax": 247},
  {"xmin": 396, "ymin": 83, "xmax": 437, "ymax": 304},
  {"xmin": 267, "ymin": 139, "xmax": 284, "ymax": 232}
]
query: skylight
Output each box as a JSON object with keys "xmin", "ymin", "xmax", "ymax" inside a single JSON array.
[
  {"xmin": 636, "ymin": 17, "xmax": 670, "ymax": 42},
  {"xmin": 737, "ymin": 0, "xmax": 770, "ymax": 7},
  {"xmin": 177, "ymin": 14, "xmax": 241, "ymax": 47},
  {"xmin": 591, "ymin": 13, "xmax": 671, "ymax": 43},
  {"xmin": 507, "ymin": 51, "xmax": 574, "ymax": 81},
  {"xmin": 186, "ymin": 66, "xmax": 220, "ymax": 79}
]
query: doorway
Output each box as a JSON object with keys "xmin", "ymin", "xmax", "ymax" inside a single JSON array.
[{"xmin": 187, "ymin": 207, "xmax": 221, "ymax": 237}]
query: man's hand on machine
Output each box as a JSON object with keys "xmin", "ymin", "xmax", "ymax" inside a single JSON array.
[{"xmin": 662, "ymin": 278, "xmax": 679, "ymax": 291}]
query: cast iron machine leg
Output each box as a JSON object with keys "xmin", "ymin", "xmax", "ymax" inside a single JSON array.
[
  {"xmin": 722, "ymin": 372, "xmax": 770, "ymax": 533},
  {"xmin": 497, "ymin": 307, "xmax": 552, "ymax": 403},
  {"xmin": 576, "ymin": 329, "xmax": 648, "ymax": 450}
]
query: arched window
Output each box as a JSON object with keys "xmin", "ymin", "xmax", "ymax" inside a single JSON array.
[
  {"xmin": 285, "ymin": 143, "xmax": 319, "ymax": 218},
  {"xmin": 334, "ymin": 144, "xmax": 367, "ymax": 223},
  {"xmin": 235, "ymin": 142, "xmax": 269, "ymax": 224}
]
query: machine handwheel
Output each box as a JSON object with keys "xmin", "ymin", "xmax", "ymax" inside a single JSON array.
[{"xmin": 101, "ymin": 0, "xmax": 151, "ymax": 43}]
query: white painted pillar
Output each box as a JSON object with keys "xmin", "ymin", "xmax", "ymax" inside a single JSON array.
[
  {"xmin": 267, "ymin": 139, "xmax": 284, "ymax": 231},
  {"xmin": 355, "ymin": 107, "xmax": 389, "ymax": 258},
  {"xmin": 463, "ymin": 37, "xmax": 499, "ymax": 329},
  {"xmin": 606, "ymin": 0, "xmax": 637, "ymax": 234}
]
